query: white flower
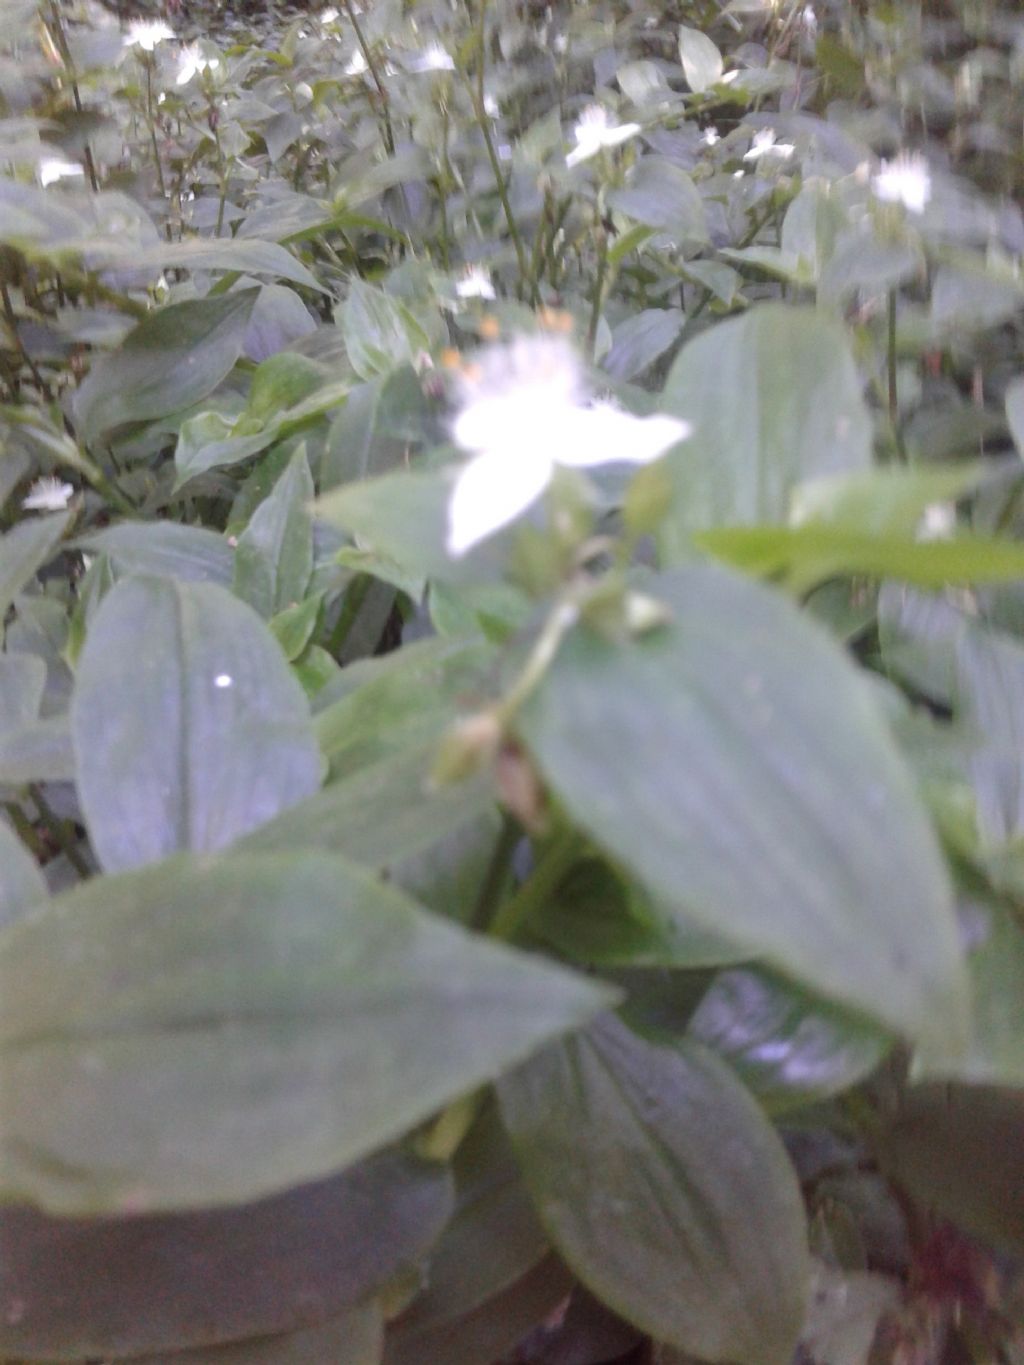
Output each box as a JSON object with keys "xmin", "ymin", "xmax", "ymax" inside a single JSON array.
[
  {"xmin": 22, "ymin": 477, "xmax": 74, "ymax": 512},
  {"xmin": 701, "ymin": 125, "xmax": 720, "ymax": 147},
  {"xmin": 483, "ymin": 92, "xmax": 499, "ymax": 118},
  {"xmin": 800, "ymin": 5, "xmax": 817, "ymax": 37},
  {"xmin": 566, "ymin": 104, "xmax": 641, "ymax": 169},
  {"xmin": 743, "ymin": 128, "xmax": 795, "ymax": 162},
  {"xmin": 319, "ymin": 6, "xmax": 339, "ymax": 22},
  {"xmin": 176, "ymin": 44, "xmax": 220, "ymax": 85},
  {"xmin": 38, "ymin": 156, "xmax": 83, "ymax": 186},
  {"xmin": 553, "ymin": 33, "xmax": 568, "ymax": 55},
  {"xmin": 872, "ymin": 151, "xmax": 932, "ymax": 214},
  {"xmin": 455, "ymin": 266, "xmax": 496, "ymax": 301},
  {"xmin": 408, "ymin": 42, "xmax": 454, "ymax": 73},
  {"xmin": 446, "ymin": 336, "xmax": 690, "ymax": 557},
  {"xmin": 344, "ymin": 48, "xmax": 368, "ymax": 76},
  {"xmin": 123, "ymin": 19, "xmax": 175, "ymax": 51},
  {"xmin": 919, "ymin": 503, "xmax": 956, "ymax": 540}
]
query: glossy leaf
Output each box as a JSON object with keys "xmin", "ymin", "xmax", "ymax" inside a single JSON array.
[
  {"xmin": 657, "ymin": 305, "xmax": 872, "ymax": 552},
  {"xmin": 0, "ymin": 849, "xmax": 614, "ymax": 1213},
  {"xmin": 73, "ymin": 290, "xmax": 258, "ymax": 445},
  {"xmin": 71, "ymin": 576, "xmax": 322, "ymax": 872},
  {"xmin": 0, "ymin": 1150, "xmax": 445, "ymax": 1359},
  {"xmin": 498, "ymin": 1013, "xmax": 810, "ymax": 1365},
  {"xmin": 517, "ymin": 564, "xmax": 967, "ymax": 1051}
]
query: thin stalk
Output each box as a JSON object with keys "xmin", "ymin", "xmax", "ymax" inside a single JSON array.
[
  {"xmin": 46, "ymin": 2, "xmax": 100, "ymax": 192},
  {"xmin": 469, "ymin": 815, "xmax": 521, "ymax": 931},
  {"xmin": 325, "ymin": 572, "xmax": 372, "ymax": 658},
  {"xmin": 144, "ymin": 58, "xmax": 168, "ymax": 201},
  {"xmin": 489, "ymin": 830, "xmax": 581, "ymax": 942},
  {"xmin": 341, "ymin": 0, "xmax": 395, "ymax": 155},
  {"xmin": 1, "ymin": 282, "xmax": 51, "ymax": 397},
  {"xmin": 586, "ymin": 224, "xmax": 609, "ymax": 362},
  {"xmin": 470, "ymin": 0, "xmax": 530, "ymax": 292},
  {"xmin": 887, "ymin": 288, "xmax": 907, "ymax": 461}
]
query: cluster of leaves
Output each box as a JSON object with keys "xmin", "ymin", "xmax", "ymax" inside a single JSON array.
[{"xmin": 2, "ymin": 0, "xmax": 1024, "ymax": 1362}]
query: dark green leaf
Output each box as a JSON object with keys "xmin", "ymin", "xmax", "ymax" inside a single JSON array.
[
  {"xmin": 517, "ymin": 564, "xmax": 967, "ymax": 1051},
  {"xmin": 498, "ymin": 1013, "xmax": 809, "ymax": 1365},
  {"xmin": 152, "ymin": 1303, "xmax": 382, "ymax": 1365},
  {"xmin": 73, "ymin": 291, "xmax": 259, "ymax": 446},
  {"xmin": 0, "ymin": 1148, "xmax": 443, "ymax": 1359},
  {"xmin": 71, "ymin": 576, "xmax": 322, "ymax": 872},
  {"xmin": 0, "ymin": 849, "xmax": 614, "ymax": 1213}
]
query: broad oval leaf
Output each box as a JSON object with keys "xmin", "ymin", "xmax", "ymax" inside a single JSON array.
[
  {"xmin": 0, "ymin": 1149, "xmax": 447, "ymax": 1360},
  {"xmin": 71, "ymin": 576, "xmax": 322, "ymax": 872},
  {"xmin": 498, "ymin": 1013, "xmax": 810, "ymax": 1365},
  {"xmin": 77, "ymin": 522, "xmax": 235, "ymax": 586},
  {"xmin": 0, "ymin": 511, "xmax": 71, "ymax": 622},
  {"xmin": 678, "ymin": 25, "xmax": 723, "ymax": 93},
  {"xmin": 73, "ymin": 290, "xmax": 258, "ymax": 446},
  {"xmin": 658, "ymin": 304, "xmax": 872, "ymax": 553},
  {"xmin": 0, "ymin": 849, "xmax": 614, "ymax": 1213},
  {"xmin": 516, "ymin": 563, "xmax": 968, "ymax": 1053}
]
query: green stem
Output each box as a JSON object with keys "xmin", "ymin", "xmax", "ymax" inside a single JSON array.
[
  {"xmin": 47, "ymin": 1, "xmax": 100, "ymax": 192},
  {"xmin": 325, "ymin": 573, "xmax": 372, "ymax": 658},
  {"xmin": 586, "ymin": 224, "xmax": 609, "ymax": 362},
  {"xmin": 341, "ymin": 0, "xmax": 395, "ymax": 156},
  {"xmin": 1, "ymin": 282, "xmax": 51, "ymax": 397},
  {"xmin": 887, "ymin": 289, "xmax": 907, "ymax": 462},
  {"xmin": 469, "ymin": 815, "xmax": 520, "ymax": 931},
  {"xmin": 144, "ymin": 58, "xmax": 168, "ymax": 201},
  {"xmin": 489, "ymin": 830, "xmax": 581, "ymax": 942}
]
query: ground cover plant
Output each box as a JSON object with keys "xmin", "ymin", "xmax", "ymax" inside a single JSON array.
[{"xmin": 2, "ymin": 0, "xmax": 1024, "ymax": 1361}]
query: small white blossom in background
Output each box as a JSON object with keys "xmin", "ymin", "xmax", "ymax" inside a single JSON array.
[
  {"xmin": 701, "ymin": 126, "xmax": 720, "ymax": 147},
  {"xmin": 319, "ymin": 6, "xmax": 339, "ymax": 22},
  {"xmin": 22, "ymin": 477, "xmax": 74, "ymax": 512},
  {"xmin": 918, "ymin": 503, "xmax": 956, "ymax": 541},
  {"xmin": 872, "ymin": 151, "xmax": 932, "ymax": 214},
  {"xmin": 344, "ymin": 48, "xmax": 368, "ymax": 76},
  {"xmin": 446, "ymin": 335, "xmax": 690, "ymax": 557},
  {"xmin": 483, "ymin": 92, "xmax": 500, "ymax": 118},
  {"xmin": 743, "ymin": 128, "xmax": 795, "ymax": 163},
  {"xmin": 407, "ymin": 42, "xmax": 455, "ymax": 73},
  {"xmin": 123, "ymin": 19, "xmax": 175, "ymax": 50},
  {"xmin": 176, "ymin": 44, "xmax": 220, "ymax": 85},
  {"xmin": 566, "ymin": 104, "xmax": 641, "ymax": 169},
  {"xmin": 455, "ymin": 266, "xmax": 496, "ymax": 301},
  {"xmin": 800, "ymin": 5, "xmax": 817, "ymax": 38},
  {"xmin": 38, "ymin": 156, "xmax": 83, "ymax": 187}
]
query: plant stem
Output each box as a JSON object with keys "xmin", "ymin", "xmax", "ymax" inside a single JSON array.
[
  {"xmin": 887, "ymin": 288, "xmax": 907, "ymax": 461},
  {"xmin": 469, "ymin": 814, "xmax": 521, "ymax": 930},
  {"xmin": 144, "ymin": 57, "xmax": 168, "ymax": 201},
  {"xmin": 341, "ymin": 0, "xmax": 395, "ymax": 155},
  {"xmin": 586, "ymin": 223, "xmax": 609, "ymax": 362},
  {"xmin": 1, "ymin": 282, "xmax": 51, "ymax": 397},
  {"xmin": 489, "ymin": 829, "xmax": 580, "ymax": 942},
  {"xmin": 324, "ymin": 572, "xmax": 372, "ymax": 659},
  {"xmin": 46, "ymin": 1, "xmax": 100, "ymax": 192}
]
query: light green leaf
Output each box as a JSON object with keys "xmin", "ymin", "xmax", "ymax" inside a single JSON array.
[
  {"xmin": 270, "ymin": 592, "xmax": 323, "ymax": 661},
  {"xmin": 498, "ymin": 1013, "xmax": 809, "ymax": 1365},
  {"xmin": 73, "ymin": 291, "xmax": 259, "ymax": 446},
  {"xmin": 608, "ymin": 159, "xmax": 707, "ymax": 238},
  {"xmin": 0, "ymin": 511, "xmax": 71, "ymax": 625},
  {"xmin": 1006, "ymin": 376, "xmax": 1024, "ymax": 458},
  {"xmin": 0, "ymin": 716, "xmax": 75, "ymax": 784},
  {"xmin": 790, "ymin": 462, "xmax": 989, "ymax": 535},
  {"xmin": 0, "ymin": 849, "xmax": 615, "ymax": 1213},
  {"xmin": 0, "ymin": 1150, "xmax": 442, "ymax": 1360},
  {"xmin": 122, "ymin": 237, "xmax": 326, "ymax": 293},
  {"xmin": 233, "ymin": 446, "xmax": 315, "ymax": 617},
  {"xmin": 76, "ymin": 522, "xmax": 235, "ymax": 586},
  {"xmin": 71, "ymin": 576, "xmax": 322, "ymax": 872},
  {"xmin": 0, "ymin": 823, "xmax": 47, "ymax": 930},
  {"xmin": 0, "ymin": 652, "xmax": 45, "ymax": 731},
  {"xmin": 678, "ymin": 25, "xmax": 723, "ymax": 93},
  {"xmin": 658, "ymin": 304, "xmax": 873, "ymax": 552},
  {"xmin": 341, "ymin": 280, "xmax": 437, "ymax": 381},
  {"xmin": 517, "ymin": 564, "xmax": 968, "ymax": 1051},
  {"xmin": 149, "ymin": 1303, "xmax": 383, "ymax": 1365}
]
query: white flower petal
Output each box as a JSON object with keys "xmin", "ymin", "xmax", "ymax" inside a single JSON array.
[
  {"xmin": 22, "ymin": 477, "xmax": 74, "ymax": 511},
  {"xmin": 872, "ymin": 152, "xmax": 931, "ymax": 213},
  {"xmin": 554, "ymin": 407, "xmax": 691, "ymax": 468},
  {"xmin": 39, "ymin": 157, "xmax": 83, "ymax": 186},
  {"xmin": 446, "ymin": 447, "xmax": 553, "ymax": 557},
  {"xmin": 455, "ymin": 267, "xmax": 496, "ymax": 301}
]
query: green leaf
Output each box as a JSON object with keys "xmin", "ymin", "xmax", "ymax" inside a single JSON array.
[
  {"xmin": 871, "ymin": 1083, "xmax": 1024, "ymax": 1256},
  {"xmin": 517, "ymin": 564, "xmax": 967, "ymax": 1052},
  {"xmin": 0, "ymin": 849, "xmax": 615, "ymax": 1213},
  {"xmin": 498, "ymin": 1013, "xmax": 809, "ymax": 1365},
  {"xmin": 0, "ymin": 823, "xmax": 47, "ymax": 930},
  {"xmin": 678, "ymin": 25, "xmax": 723, "ymax": 93},
  {"xmin": 73, "ymin": 290, "xmax": 259, "ymax": 446},
  {"xmin": 270, "ymin": 592, "xmax": 323, "ymax": 661},
  {"xmin": 0, "ymin": 1150, "xmax": 444, "ymax": 1360},
  {"xmin": 790, "ymin": 462, "xmax": 990, "ymax": 536},
  {"xmin": 696, "ymin": 525, "xmax": 1024, "ymax": 593},
  {"xmin": 689, "ymin": 967, "xmax": 889, "ymax": 1113},
  {"xmin": 0, "ymin": 511, "xmax": 71, "ymax": 626},
  {"xmin": 149, "ymin": 1303, "xmax": 383, "ymax": 1365},
  {"xmin": 1006, "ymin": 376, "xmax": 1024, "ymax": 459},
  {"xmin": 322, "ymin": 367, "xmax": 430, "ymax": 490},
  {"xmin": 71, "ymin": 576, "xmax": 322, "ymax": 872},
  {"xmin": 242, "ymin": 740, "xmax": 495, "ymax": 875},
  {"xmin": 657, "ymin": 304, "xmax": 873, "ymax": 552},
  {"xmin": 0, "ymin": 652, "xmax": 45, "ymax": 731},
  {"xmin": 607, "ymin": 159, "xmax": 707, "ymax": 238},
  {"xmin": 76, "ymin": 522, "xmax": 235, "ymax": 586},
  {"xmin": 341, "ymin": 281, "xmax": 436, "ymax": 381},
  {"xmin": 122, "ymin": 237, "xmax": 326, "ymax": 293},
  {"xmin": 0, "ymin": 716, "xmax": 75, "ymax": 784},
  {"xmin": 604, "ymin": 309, "xmax": 685, "ymax": 384},
  {"xmin": 233, "ymin": 446, "xmax": 315, "ymax": 617}
]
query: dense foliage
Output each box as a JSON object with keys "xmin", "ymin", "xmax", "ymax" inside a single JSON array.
[{"xmin": 2, "ymin": 0, "xmax": 1024, "ymax": 1361}]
